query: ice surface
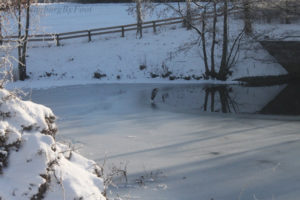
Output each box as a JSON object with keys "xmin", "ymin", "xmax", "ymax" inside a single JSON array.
[{"xmin": 29, "ymin": 83, "xmax": 300, "ymax": 200}]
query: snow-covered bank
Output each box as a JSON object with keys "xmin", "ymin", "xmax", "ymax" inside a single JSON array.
[
  {"xmin": 9, "ymin": 25, "xmax": 287, "ymax": 90},
  {"xmin": 6, "ymin": 3, "xmax": 295, "ymax": 90},
  {"xmin": 0, "ymin": 89, "xmax": 106, "ymax": 200}
]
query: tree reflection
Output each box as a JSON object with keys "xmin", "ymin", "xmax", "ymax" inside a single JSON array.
[
  {"xmin": 203, "ymin": 86, "xmax": 239, "ymax": 113},
  {"xmin": 149, "ymin": 84, "xmax": 298, "ymax": 115}
]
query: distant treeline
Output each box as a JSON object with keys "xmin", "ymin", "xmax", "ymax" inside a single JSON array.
[{"xmin": 37, "ymin": 0, "xmax": 185, "ymax": 3}]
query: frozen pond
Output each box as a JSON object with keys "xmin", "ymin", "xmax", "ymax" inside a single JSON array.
[{"xmin": 28, "ymin": 83, "xmax": 300, "ymax": 200}]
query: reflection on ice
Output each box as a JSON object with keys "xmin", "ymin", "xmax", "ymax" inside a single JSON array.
[{"xmin": 149, "ymin": 84, "xmax": 294, "ymax": 115}]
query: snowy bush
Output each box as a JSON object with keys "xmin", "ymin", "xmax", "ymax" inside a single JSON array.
[{"xmin": 0, "ymin": 89, "xmax": 106, "ymax": 200}]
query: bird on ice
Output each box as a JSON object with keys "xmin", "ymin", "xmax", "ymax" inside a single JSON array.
[{"xmin": 150, "ymin": 88, "xmax": 159, "ymax": 104}]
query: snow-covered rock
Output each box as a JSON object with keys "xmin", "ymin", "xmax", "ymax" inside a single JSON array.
[{"xmin": 0, "ymin": 89, "xmax": 106, "ymax": 200}]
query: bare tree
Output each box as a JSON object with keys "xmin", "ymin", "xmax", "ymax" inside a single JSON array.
[
  {"xmin": 0, "ymin": 0, "xmax": 35, "ymax": 82},
  {"xmin": 185, "ymin": 0, "xmax": 192, "ymax": 29},
  {"xmin": 128, "ymin": 0, "xmax": 154, "ymax": 39},
  {"xmin": 199, "ymin": 5, "xmax": 208, "ymax": 77},
  {"xmin": 0, "ymin": 2, "xmax": 18, "ymax": 86},
  {"xmin": 165, "ymin": 0, "xmax": 244, "ymax": 81},
  {"xmin": 0, "ymin": 9, "xmax": 2, "ymax": 46},
  {"xmin": 218, "ymin": 0, "xmax": 229, "ymax": 80},
  {"xmin": 248, "ymin": 0, "xmax": 300, "ymax": 25},
  {"xmin": 136, "ymin": 0, "xmax": 143, "ymax": 38},
  {"xmin": 16, "ymin": 0, "xmax": 32, "ymax": 81},
  {"xmin": 210, "ymin": 0, "xmax": 217, "ymax": 77},
  {"xmin": 243, "ymin": 0, "xmax": 252, "ymax": 35}
]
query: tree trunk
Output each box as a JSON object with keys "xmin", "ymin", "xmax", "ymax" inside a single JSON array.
[
  {"xmin": 185, "ymin": 0, "xmax": 192, "ymax": 30},
  {"xmin": 243, "ymin": 0, "xmax": 252, "ymax": 35},
  {"xmin": 201, "ymin": 8, "xmax": 209, "ymax": 78},
  {"xmin": 20, "ymin": 0, "xmax": 30, "ymax": 80},
  {"xmin": 0, "ymin": 14, "xmax": 2, "ymax": 45},
  {"xmin": 136, "ymin": 0, "xmax": 143, "ymax": 39},
  {"xmin": 17, "ymin": 0, "xmax": 23, "ymax": 80},
  {"xmin": 218, "ymin": 0, "xmax": 229, "ymax": 81},
  {"xmin": 285, "ymin": 0, "xmax": 291, "ymax": 24},
  {"xmin": 210, "ymin": 1, "xmax": 217, "ymax": 77}
]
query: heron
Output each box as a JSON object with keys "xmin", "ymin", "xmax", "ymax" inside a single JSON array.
[{"xmin": 150, "ymin": 88, "xmax": 159, "ymax": 104}]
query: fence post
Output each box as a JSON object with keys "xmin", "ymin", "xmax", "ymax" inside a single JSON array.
[
  {"xmin": 152, "ymin": 21, "xmax": 156, "ymax": 33},
  {"xmin": 0, "ymin": 24, "xmax": 2, "ymax": 45},
  {"xmin": 55, "ymin": 34, "xmax": 60, "ymax": 46},
  {"xmin": 88, "ymin": 30, "xmax": 91, "ymax": 42},
  {"xmin": 121, "ymin": 26, "xmax": 125, "ymax": 37}
]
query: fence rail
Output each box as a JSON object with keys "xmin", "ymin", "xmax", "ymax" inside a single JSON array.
[{"xmin": 1, "ymin": 15, "xmax": 201, "ymax": 46}]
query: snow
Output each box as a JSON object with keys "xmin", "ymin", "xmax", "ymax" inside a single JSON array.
[
  {"xmin": 4, "ymin": 3, "xmax": 294, "ymax": 90},
  {"xmin": 30, "ymin": 3, "xmax": 163, "ymax": 34},
  {"xmin": 0, "ymin": 88, "xmax": 106, "ymax": 200},
  {"xmin": 1, "ymin": 3, "xmax": 300, "ymax": 200}
]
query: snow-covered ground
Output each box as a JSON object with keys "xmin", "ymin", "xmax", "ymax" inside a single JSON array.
[
  {"xmin": 0, "ymin": 88, "xmax": 106, "ymax": 200},
  {"xmin": 28, "ymin": 83, "xmax": 300, "ymax": 200},
  {"xmin": 6, "ymin": 3, "xmax": 300, "ymax": 90}
]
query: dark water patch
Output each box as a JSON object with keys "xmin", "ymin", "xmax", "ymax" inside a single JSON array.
[
  {"xmin": 235, "ymin": 75, "xmax": 298, "ymax": 86},
  {"xmin": 260, "ymin": 83, "xmax": 300, "ymax": 115}
]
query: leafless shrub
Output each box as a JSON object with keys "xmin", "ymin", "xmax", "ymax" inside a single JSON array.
[{"xmin": 95, "ymin": 157, "xmax": 128, "ymax": 197}]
